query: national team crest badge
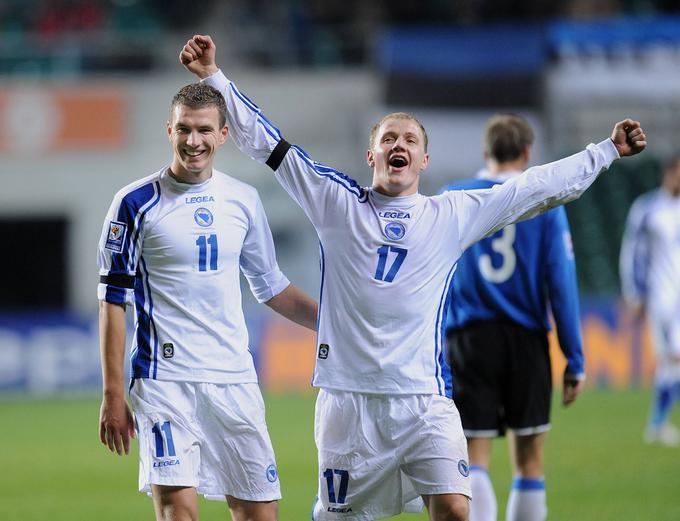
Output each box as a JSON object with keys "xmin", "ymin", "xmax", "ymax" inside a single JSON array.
[
  {"xmin": 105, "ymin": 221, "xmax": 127, "ymax": 253},
  {"xmin": 194, "ymin": 207, "xmax": 213, "ymax": 227},
  {"xmin": 383, "ymin": 221, "xmax": 406, "ymax": 241},
  {"xmin": 318, "ymin": 344, "xmax": 329, "ymax": 359},
  {"xmin": 266, "ymin": 464, "xmax": 278, "ymax": 482},
  {"xmin": 458, "ymin": 459, "xmax": 470, "ymax": 477}
]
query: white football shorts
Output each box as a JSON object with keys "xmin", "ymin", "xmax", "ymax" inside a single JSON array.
[
  {"xmin": 311, "ymin": 389, "xmax": 471, "ymax": 520},
  {"xmin": 130, "ymin": 379, "xmax": 281, "ymax": 502}
]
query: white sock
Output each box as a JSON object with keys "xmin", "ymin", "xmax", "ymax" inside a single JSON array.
[
  {"xmin": 505, "ymin": 477, "xmax": 547, "ymax": 521},
  {"xmin": 469, "ymin": 466, "xmax": 497, "ymax": 521}
]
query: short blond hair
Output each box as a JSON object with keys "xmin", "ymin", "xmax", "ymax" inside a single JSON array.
[{"xmin": 369, "ymin": 112, "xmax": 428, "ymax": 151}]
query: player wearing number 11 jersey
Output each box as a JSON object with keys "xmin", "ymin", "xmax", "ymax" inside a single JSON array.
[
  {"xmin": 181, "ymin": 35, "xmax": 647, "ymax": 521},
  {"xmin": 97, "ymin": 82, "xmax": 317, "ymax": 521},
  {"xmin": 441, "ymin": 114, "xmax": 584, "ymax": 521}
]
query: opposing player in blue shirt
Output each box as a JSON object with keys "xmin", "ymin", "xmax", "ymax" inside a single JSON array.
[{"xmin": 441, "ymin": 114, "xmax": 584, "ymax": 521}]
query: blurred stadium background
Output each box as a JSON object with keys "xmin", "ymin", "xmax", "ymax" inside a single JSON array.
[{"xmin": 1, "ymin": 1, "xmax": 680, "ymax": 520}]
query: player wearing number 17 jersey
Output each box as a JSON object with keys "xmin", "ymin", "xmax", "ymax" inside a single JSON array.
[
  {"xmin": 441, "ymin": 114, "xmax": 584, "ymax": 521},
  {"xmin": 181, "ymin": 35, "xmax": 647, "ymax": 521}
]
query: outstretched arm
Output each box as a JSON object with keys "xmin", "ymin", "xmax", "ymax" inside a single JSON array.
[
  {"xmin": 454, "ymin": 120, "xmax": 647, "ymax": 251},
  {"xmin": 619, "ymin": 196, "xmax": 649, "ymax": 318},
  {"xmin": 179, "ymin": 34, "xmax": 363, "ymax": 231},
  {"xmin": 265, "ymin": 284, "xmax": 319, "ymax": 331},
  {"xmin": 98, "ymin": 300, "xmax": 135, "ymax": 455}
]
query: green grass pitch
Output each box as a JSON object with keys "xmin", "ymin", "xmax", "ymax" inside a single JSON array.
[{"xmin": 1, "ymin": 389, "xmax": 679, "ymax": 520}]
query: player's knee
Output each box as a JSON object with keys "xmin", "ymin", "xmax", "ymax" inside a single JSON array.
[
  {"xmin": 152, "ymin": 485, "xmax": 198, "ymax": 521},
  {"xmin": 447, "ymin": 500, "xmax": 469, "ymax": 521},
  {"xmin": 156, "ymin": 505, "xmax": 198, "ymax": 521},
  {"xmin": 227, "ymin": 497, "xmax": 278, "ymax": 521},
  {"xmin": 427, "ymin": 495, "xmax": 469, "ymax": 521}
]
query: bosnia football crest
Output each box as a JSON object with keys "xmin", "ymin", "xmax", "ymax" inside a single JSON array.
[
  {"xmin": 194, "ymin": 207, "xmax": 214, "ymax": 227},
  {"xmin": 383, "ymin": 221, "xmax": 406, "ymax": 241}
]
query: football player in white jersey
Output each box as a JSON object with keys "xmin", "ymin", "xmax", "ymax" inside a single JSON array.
[
  {"xmin": 97, "ymin": 82, "xmax": 318, "ymax": 521},
  {"xmin": 180, "ymin": 35, "xmax": 646, "ymax": 521},
  {"xmin": 620, "ymin": 157, "xmax": 680, "ymax": 447}
]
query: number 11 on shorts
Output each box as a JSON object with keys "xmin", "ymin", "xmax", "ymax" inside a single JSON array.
[
  {"xmin": 152, "ymin": 421, "xmax": 176, "ymax": 458},
  {"xmin": 323, "ymin": 468, "xmax": 349, "ymax": 504}
]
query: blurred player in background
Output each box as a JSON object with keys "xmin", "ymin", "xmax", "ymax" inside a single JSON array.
[
  {"xmin": 441, "ymin": 114, "xmax": 584, "ymax": 521},
  {"xmin": 620, "ymin": 157, "xmax": 680, "ymax": 447},
  {"xmin": 97, "ymin": 82, "xmax": 318, "ymax": 521},
  {"xmin": 181, "ymin": 34, "xmax": 645, "ymax": 521}
]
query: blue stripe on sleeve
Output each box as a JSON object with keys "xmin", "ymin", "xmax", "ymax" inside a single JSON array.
[
  {"xmin": 126, "ymin": 182, "xmax": 161, "ymax": 273},
  {"xmin": 632, "ymin": 205, "xmax": 652, "ymax": 298},
  {"xmin": 228, "ymin": 82, "xmax": 282, "ymax": 140},
  {"xmin": 291, "ymin": 145, "xmax": 367, "ymax": 202},
  {"xmin": 226, "ymin": 79, "xmax": 367, "ymax": 203},
  {"xmin": 132, "ymin": 270, "xmax": 152, "ymax": 379},
  {"xmin": 311, "ymin": 242, "xmax": 326, "ymax": 387},
  {"xmin": 104, "ymin": 285, "xmax": 127, "ymax": 304},
  {"xmin": 139, "ymin": 256, "xmax": 160, "ymax": 379},
  {"xmin": 434, "ymin": 263, "xmax": 457, "ymax": 397},
  {"xmin": 104, "ymin": 181, "xmax": 161, "ymax": 306}
]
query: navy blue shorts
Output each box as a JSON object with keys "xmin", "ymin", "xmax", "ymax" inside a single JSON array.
[{"xmin": 446, "ymin": 321, "xmax": 552, "ymax": 437}]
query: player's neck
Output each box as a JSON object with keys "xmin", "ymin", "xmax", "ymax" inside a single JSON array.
[
  {"xmin": 168, "ymin": 164, "xmax": 213, "ymax": 185},
  {"xmin": 487, "ymin": 159, "xmax": 527, "ymax": 176}
]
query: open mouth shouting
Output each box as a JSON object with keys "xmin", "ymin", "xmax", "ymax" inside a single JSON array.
[{"xmin": 389, "ymin": 154, "xmax": 408, "ymax": 170}]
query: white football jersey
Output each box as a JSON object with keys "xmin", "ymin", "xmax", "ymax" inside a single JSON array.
[
  {"xmin": 97, "ymin": 167, "xmax": 290, "ymax": 384},
  {"xmin": 620, "ymin": 188, "xmax": 680, "ymax": 320},
  {"xmin": 205, "ymin": 70, "xmax": 619, "ymax": 397}
]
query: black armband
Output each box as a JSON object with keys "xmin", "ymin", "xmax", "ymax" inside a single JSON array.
[
  {"xmin": 100, "ymin": 274, "xmax": 135, "ymax": 289},
  {"xmin": 265, "ymin": 139, "xmax": 291, "ymax": 171}
]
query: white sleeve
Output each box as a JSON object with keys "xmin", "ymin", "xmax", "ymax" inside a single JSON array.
[
  {"xmin": 619, "ymin": 195, "xmax": 649, "ymax": 305},
  {"xmin": 202, "ymin": 70, "xmax": 364, "ymax": 230},
  {"xmin": 450, "ymin": 139, "xmax": 620, "ymax": 251},
  {"xmin": 239, "ymin": 193, "xmax": 290, "ymax": 303}
]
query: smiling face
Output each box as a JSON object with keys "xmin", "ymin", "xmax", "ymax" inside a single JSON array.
[
  {"xmin": 167, "ymin": 103, "xmax": 228, "ymax": 183},
  {"xmin": 367, "ymin": 114, "xmax": 429, "ymax": 197}
]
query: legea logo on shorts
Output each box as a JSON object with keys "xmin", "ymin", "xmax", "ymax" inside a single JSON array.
[
  {"xmin": 266, "ymin": 464, "xmax": 278, "ymax": 482},
  {"xmin": 153, "ymin": 459, "xmax": 180, "ymax": 468},
  {"xmin": 458, "ymin": 459, "xmax": 470, "ymax": 477}
]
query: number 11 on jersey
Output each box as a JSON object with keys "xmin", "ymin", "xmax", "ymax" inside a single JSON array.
[{"xmin": 196, "ymin": 234, "xmax": 218, "ymax": 271}]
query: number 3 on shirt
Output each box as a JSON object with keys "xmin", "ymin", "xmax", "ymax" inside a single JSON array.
[
  {"xmin": 374, "ymin": 245, "xmax": 407, "ymax": 282},
  {"xmin": 479, "ymin": 224, "xmax": 516, "ymax": 283}
]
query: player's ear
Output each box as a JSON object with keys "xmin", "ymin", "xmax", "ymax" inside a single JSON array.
[
  {"xmin": 522, "ymin": 146, "xmax": 531, "ymax": 163},
  {"xmin": 420, "ymin": 153, "xmax": 429, "ymax": 171},
  {"xmin": 166, "ymin": 120, "xmax": 172, "ymax": 140},
  {"xmin": 219, "ymin": 124, "xmax": 229, "ymax": 144},
  {"xmin": 367, "ymin": 149, "xmax": 375, "ymax": 168}
]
